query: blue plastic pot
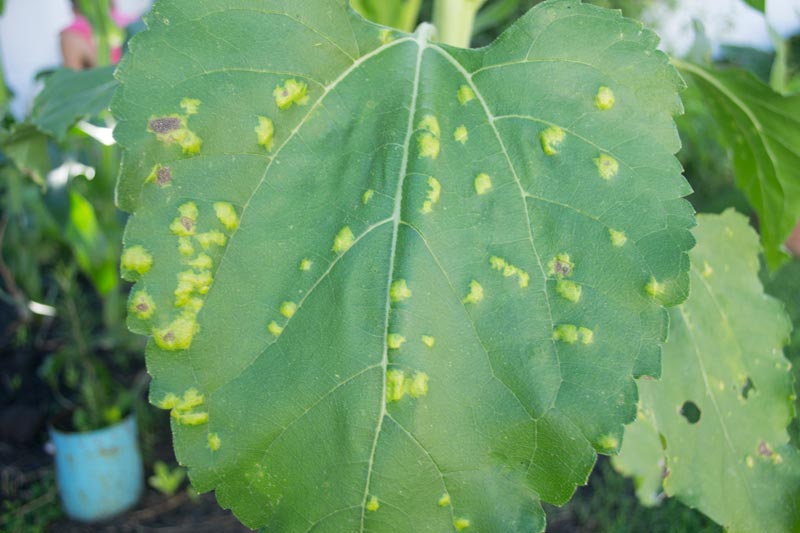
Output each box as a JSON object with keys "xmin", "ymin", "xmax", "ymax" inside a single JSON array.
[{"xmin": 50, "ymin": 413, "xmax": 143, "ymax": 522}]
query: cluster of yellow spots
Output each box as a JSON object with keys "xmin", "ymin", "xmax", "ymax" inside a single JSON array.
[
  {"xmin": 421, "ymin": 335, "xmax": 435, "ymax": 348},
  {"xmin": 170, "ymin": 202, "xmax": 199, "ymax": 237},
  {"xmin": 608, "ymin": 228, "xmax": 627, "ymax": 247},
  {"xmin": 645, "ymin": 276, "xmax": 665, "ymax": 299},
  {"xmin": 489, "ymin": 256, "xmax": 530, "ymax": 288},
  {"xmin": 417, "ymin": 115, "xmax": 441, "ymax": 159},
  {"xmin": 273, "ymin": 79, "xmax": 309, "ymax": 109},
  {"xmin": 121, "ymin": 245, "xmax": 153, "ymax": 279},
  {"xmin": 421, "ymin": 177, "xmax": 441, "ymax": 214},
  {"xmin": 540, "ymin": 126, "xmax": 565, "ymax": 156},
  {"xmin": 362, "ymin": 189, "xmax": 375, "ymax": 205},
  {"xmin": 255, "ymin": 116, "xmax": 275, "ymax": 151},
  {"xmin": 454, "ymin": 125, "xmax": 468, "ymax": 144},
  {"xmin": 462, "ymin": 280, "xmax": 484, "ymax": 304},
  {"xmin": 265, "ymin": 296, "xmax": 297, "ymax": 339},
  {"xmin": 387, "ymin": 333, "xmax": 407, "ymax": 350},
  {"xmin": 148, "ymin": 112, "xmax": 202, "ymax": 155},
  {"xmin": 390, "ymin": 279, "xmax": 412, "ymax": 302},
  {"xmin": 207, "ymin": 432, "xmax": 221, "ymax": 452},
  {"xmin": 366, "ymin": 496, "xmax": 380, "ymax": 512},
  {"xmin": 130, "ymin": 290, "xmax": 156, "ymax": 320},
  {"xmin": 552, "ymin": 324, "xmax": 594, "ymax": 345},
  {"xmin": 157, "ymin": 388, "xmax": 209, "ymax": 426},
  {"xmin": 457, "ymin": 85, "xmax": 475, "ymax": 105},
  {"xmin": 385, "ymin": 369, "xmax": 429, "ymax": 402},
  {"xmin": 594, "ymin": 153, "xmax": 619, "ymax": 180},
  {"xmin": 332, "ymin": 226, "xmax": 355, "ymax": 254},
  {"xmin": 594, "ymin": 86, "xmax": 615, "ymax": 110},
  {"xmin": 473, "ymin": 173, "xmax": 493, "ymax": 195}
]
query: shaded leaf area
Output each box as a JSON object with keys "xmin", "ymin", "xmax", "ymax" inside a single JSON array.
[
  {"xmin": 742, "ymin": 0, "xmax": 765, "ymax": 13},
  {"xmin": 29, "ymin": 66, "xmax": 118, "ymax": 142},
  {"xmin": 674, "ymin": 60, "xmax": 800, "ymax": 269},
  {"xmin": 0, "ymin": 124, "xmax": 51, "ymax": 187},
  {"xmin": 350, "ymin": 0, "xmax": 422, "ymax": 33},
  {"xmin": 615, "ymin": 210, "xmax": 800, "ymax": 532},
  {"xmin": 113, "ymin": 0, "xmax": 693, "ymax": 530}
]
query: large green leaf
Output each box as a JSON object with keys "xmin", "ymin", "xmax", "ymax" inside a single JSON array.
[
  {"xmin": 674, "ymin": 60, "xmax": 800, "ymax": 269},
  {"xmin": 113, "ymin": 0, "xmax": 694, "ymax": 529},
  {"xmin": 615, "ymin": 210, "xmax": 800, "ymax": 532},
  {"xmin": 29, "ymin": 66, "xmax": 118, "ymax": 142}
]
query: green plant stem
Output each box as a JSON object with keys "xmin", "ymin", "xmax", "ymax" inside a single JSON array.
[{"xmin": 432, "ymin": 0, "xmax": 486, "ymax": 48}]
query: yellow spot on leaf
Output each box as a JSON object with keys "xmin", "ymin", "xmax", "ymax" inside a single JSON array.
[
  {"xmin": 177, "ymin": 269, "xmax": 213, "ymax": 297},
  {"xmin": 594, "ymin": 153, "xmax": 619, "ymax": 180},
  {"xmin": 474, "ymin": 173, "xmax": 493, "ymax": 195},
  {"xmin": 178, "ymin": 237, "xmax": 195, "ymax": 257},
  {"xmin": 366, "ymin": 496, "xmax": 380, "ymax": 512},
  {"xmin": 180, "ymin": 97, "xmax": 201, "ymax": 115},
  {"xmin": 553, "ymin": 324, "xmax": 578, "ymax": 344},
  {"xmin": 195, "ymin": 231, "xmax": 227, "ymax": 250},
  {"xmin": 157, "ymin": 393, "xmax": 180, "ymax": 410},
  {"xmin": 597, "ymin": 434, "xmax": 619, "ymax": 451},
  {"xmin": 183, "ymin": 297, "xmax": 204, "ymax": 314},
  {"xmin": 386, "ymin": 369, "xmax": 407, "ymax": 402},
  {"xmin": 418, "ymin": 115, "xmax": 441, "ymax": 138},
  {"xmin": 548, "ymin": 253, "xmax": 574, "ymax": 278},
  {"xmin": 438, "ymin": 493, "xmax": 451, "ymax": 507},
  {"xmin": 207, "ymin": 432, "xmax": 221, "ymax": 451},
  {"xmin": 148, "ymin": 114, "xmax": 203, "ymax": 155},
  {"xmin": 255, "ymin": 116, "xmax": 275, "ymax": 151},
  {"xmin": 390, "ymin": 279, "xmax": 412, "ymax": 302},
  {"xmin": 746, "ymin": 455, "xmax": 755, "ymax": 468},
  {"xmin": 214, "ymin": 202, "xmax": 239, "ymax": 232},
  {"xmin": 454, "ymin": 518, "xmax": 471, "ymax": 531},
  {"xmin": 268, "ymin": 321, "xmax": 283, "ymax": 337},
  {"xmin": 174, "ymin": 411, "xmax": 208, "ymax": 426},
  {"xmin": 421, "ymin": 335, "xmax": 435, "ymax": 348},
  {"xmin": 454, "ymin": 125, "xmax": 468, "ymax": 144},
  {"xmin": 418, "ymin": 133, "xmax": 440, "ymax": 159},
  {"xmin": 379, "ymin": 29, "xmax": 393, "ymax": 45},
  {"xmin": 578, "ymin": 327, "xmax": 594, "ymax": 345},
  {"xmin": 363, "ymin": 189, "xmax": 374, "ymax": 204},
  {"xmin": 273, "ymin": 79, "xmax": 309, "ymax": 109},
  {"xmin": 121, "ymin": 245, "xmax": 153, "ymax": 278},
  {"xmin": 463, "ymin": 280, "xmax": 484, "ymax": 304},
  {"xmin": 130, "ymin": 290, "xmax": 156, "ymax": 320},
  {"xmin": 176, "ymin": 388, "xmax": 204, "ymax": 411},
  {"xmin": 387, "ymin": 333, "xmax": 406, "ymax": 350},
  {"xmin": 645, "ymin": 277, "xmax": 665, "ymax": 298},
  {"xmin": 332, "ymin": 226, "xmax": 355, "ymax": 254},
  {"xmin": 457, "ymin": 85, "xmax": 475, "ymax": 105},
  {"xmin": 153, "ymin": 313, "xmax": 199, "ymax": 351},
  {"xmin": 609, "ymin": 229, "xmax": 627, "ymax": 247},
  {"xmin": 280, "ymin": 301, "xmax": 297, "ymax": 319},
  {"xmin": 171, "ymin": 203, "xmax": 198, "ymax": 236},
  {"xmin": 556, "ymin": 280, "xmax": 582, "ymax": 303},
  {"xmin": 702, "ymin": 261, "xmax": 713, "ymax": 278},
  {"xmin": 408, "ymin": 372, "xmax": 429, "ymax": 398},
  {"xmin": 188, "ymin": 254, "xmax": 213, "ymax": 270},
  {"xmin": 421, "ymin": 177, "xmax": 441, "ymax": 214},
  {"xmin": 595, "ymin": 86, "xmax": 615, "ymax": 110},
  {"xmin": 300, "ymin": 258, "xmax": 313, "ymax": 271},
  {"xmin": 540, "ymin": 126, "xmax": 565, "ymax": 155},
  {"xmin": 489, "ymin": 256, "xmax": 529, "ymax": 288}
]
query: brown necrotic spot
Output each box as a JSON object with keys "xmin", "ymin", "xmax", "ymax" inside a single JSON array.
[
  {"xmin": 149, "ymin": 117, "xmax": 182, "ymax": 134},
  {"xmin": 758, "ymin": 440, "xmax": 774, "ymax": 458},
  {"xmin": 180, "ymin": 217, "xmax": 194, "ymax": 232},
  {"xmin": 156, "ymin": 166, "xmax": 172, "ymax": 185},
  {"xmin": 136, "ymin": 303, "xmax": 149, "ymax": 312},
  {"xmin": 554, "ymin": 260, "xmax": 571, "ymax": 276}
]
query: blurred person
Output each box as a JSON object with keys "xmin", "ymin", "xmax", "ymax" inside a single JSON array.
[{"xmin": 60, "ymin": 0, "xmax": 136, "ymax": 69}]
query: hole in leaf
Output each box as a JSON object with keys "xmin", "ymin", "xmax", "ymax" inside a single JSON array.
[
  {"xmin": 741, "ymin": 377, "xmax": 755, "ymax": 399},
  {"xmin": 680, "ymin": 401, "xmax": 701, "ymax": 424}
]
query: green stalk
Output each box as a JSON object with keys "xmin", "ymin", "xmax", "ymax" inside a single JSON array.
[{"xmin": 432, "ymin": 0, "xmax": 486, "ymax": 48}]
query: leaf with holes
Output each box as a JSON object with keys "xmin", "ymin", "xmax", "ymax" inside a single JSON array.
[
  {"xmin": 113, "ymin": 0, "xmax": 694, "ymax": 529},
  {"xmin": 615, "ymin": 210, "xmax": 800, "ymax": 532},
  {"xmin": 674, "ymin": 60, "xmax": 800, "ymax": 270}
]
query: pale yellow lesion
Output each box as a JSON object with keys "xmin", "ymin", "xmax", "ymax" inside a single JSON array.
[
  {"xmin": 421, "ymin": 176, "xmax": 441, "ymax": 214},
  {"xmin": 148, "ymin": 113, "xmax": 202, "ymax": 155},
  {"xmin": 255, "ymin": 116, "xmax": 275, "ymax": 151},
  {"xmin": 362, "ymin": 189, "xmax": 374, "ymax": 205},
  {"xmin": 594, "ymin": 86, "xmax": 615, "ymax": 110},
  {"xmin": 597, "ymin": 434, "xmax": 619, "ymax": 451},
  {"xmin": 454, "ymin": 125, "xmax": 468, "ymax": 144},
  {"xmin": 268, "ymin": 321, "xmax": 284, "ymax": 337},
  {"xmin": 390, "ymin": 280, "xmax": 412, "ymax": 302},
  {"xmin": 299, "ymin": 258, "xmax": 313, "ymax": 271},
  {"xmin": 437, "ymin": 493, "xmax": 451, "ymax": 507},
  {"xmin": 608, "ymin": 229, "xmax": 627, "ymax": 247},
  {"xmin": 555, "ymin": 279, "xmax": 582, "ymax": 303},
  {"xmin": 385, "ymin": 369, "xmax": 429, "ymax": 402},
  {"xmin": 418, "ymin": 115, "xmax": 441, "ymax": 138},
  {"xmin": 474, "ymin": 173, "xmax": 493, "ymax": 195},
  {"xmin": 540, "ymin": 126, "xmax": 565, "ymax": 155},
  {"xmin": 178, "ymin": 237, "xmax": 195, "ymax": 257},
  {"xmin": 462, "ymin": 280, "xmax": 484, "ymax": 304},
  {"xmin": 454, "ymin": 518, "xmax": 471, "ymax": 531},
  {"xmin": 207, "ymin": 432, "xmax": 221, "ymax": 452},
  {"xmin": 214, "ymin": 202, "xmax": 239, "ymax": 232},
  {"xmin": 153, "ymin": 313, "xmax": 200, "ymax": 351},
  {"xmin": 547, "ymin": 253, "xmax": 574, "ymax": 278},
  {"xmin": 195, "ymin": 231, "xmax": 227, "ymax": 250},
  {"xmin": 421, "ymin": 335, "xmax": 435, "ymax": 348},
  {"xmin": 553, "ymin": 325, "xmax": 593, "ymax": 345},
  {"xmin": 180, "ymin": 97, "xmax": 201, "ymax": 115},
  {"xmin": 173, "ymin": 411, "xmax": 209, "ymax": 426},
  {"xmin": 418, "ymin": 115, "xmax": 441, "ymax": 159},
  {"xmin": 379, "ymin": 29, "xmax": 393, "ymax": 45},
  {"xmin": 457, "ymin": 85, "xmax": 475, "ymax": 105},
  {"xmin": 121, "ymin": 245, "xmax": 153, "ymax": 277},
  {"xmin": 170, "ymin": 202, "xmax": 199, "ymax": 237},
  {"xmin": 280, "ymin": 301, "xmax": 297, "ymax": 319},
  {"xmin": 594, "ymin": 153, "xmax": 619, "ymax": 180},
  {"xmin": 273, "ymin": 79, "xmax": 309, "ymax": 109},
  {"xmin": 489, "ymin": 256, "xmax": 529, "ymax": 288},
  {"xmin": 366, "ymin": 496, "xmax": 380, "ymax": 512},
  {"xmin": 408, "ymin": 372, "xmax": 429, "ymax": 398},
  {"xmin": 187, "ymin": 254, "xmax": 213, "ymax": 270},
  {"xmin": 387, "ymin": 333, "xmax": 406, "ymax": 350},
  {"xmin": 332, "ymin": 226, "xmax": 355, "ymax": 254},
  {"xmin": 645, "ymin": 276, "xmax": 665, "ymax": 298},
  {"xmin": 702, "ymin": 260, "xmax": 713, "ymax": 278},
  {"xmin": 578, "ymin": 327, "xmax": 594, "ymax": 345},
  {"xmin": 130, "ymin": 290, "xmax": 156, "ymax": 320}
]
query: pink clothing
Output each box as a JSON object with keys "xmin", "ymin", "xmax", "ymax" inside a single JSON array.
[{"xmin": 62, "ymin": 10, "xmax": 135, "ymax": 64}]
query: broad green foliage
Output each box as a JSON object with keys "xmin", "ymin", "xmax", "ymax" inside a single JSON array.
[
  {"xmin": 615, "ymin": 210, "xmax": 800, "ymax": 532},
  {"xmin": 350, "ymin": 0, "xmax": 422, "ymax": 32},
  {"xmin": 29, "ymin": 66, "xmax": 118, "ymax": 142},
  {"xmin": 674, "ymin": 60, "xmax": 800, "ymax": 269},
  {"xmin": 0, "ymin": 124, "xmax": 50, "ymax": 187},
  {"xmin": 113, "ymin": 0, "xmax": 694, "ymax": 529}
]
